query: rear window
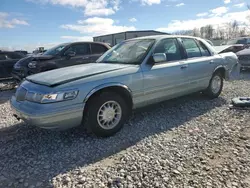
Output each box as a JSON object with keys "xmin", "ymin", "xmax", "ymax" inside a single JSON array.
[
  {"xmin": 197, "ymin": 41, "xmax": 211, "ymax": 56},
  {"xmin": 91, "ymin": 44, "xmax": 108, "ymax": 54}
]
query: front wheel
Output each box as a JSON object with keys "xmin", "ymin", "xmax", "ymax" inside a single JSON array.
[
  {"xmin": 204, "ymin": 72, "xmax": 223, "ymax": 99},
  {"xmin": 83, "ymin": 91, "xmax": 129, "ymax": 137}
]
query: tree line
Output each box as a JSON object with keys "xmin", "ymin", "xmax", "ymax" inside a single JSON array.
[{"xmin": 173, "ymin": 5, "xmax": 250, "ymax": 40}]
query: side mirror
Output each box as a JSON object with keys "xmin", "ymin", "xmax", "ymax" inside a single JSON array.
[
  {"xmin": 152, "ymin": 53, "xmax": 167, "ymax": 63},
  {"xmin": 64, "ymin": 51, "xmax": 76, "ymax": 58}
]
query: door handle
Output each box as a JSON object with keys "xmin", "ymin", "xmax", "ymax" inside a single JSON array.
[
  {"xmin": 82, "ymin": 57, "xmax": 89, "ymax": 60},
  {"xmin": 210, "ymin": 60, "xmax": 215, "ymax": 64},
  {"xmin": 180, "ymin": 65, "xmax": 188, "ymax": 69}
]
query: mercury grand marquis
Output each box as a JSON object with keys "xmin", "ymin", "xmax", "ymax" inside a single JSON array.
[{"xmin": 11, "ymin": 35, "xmax": 240, "ymax": 137}]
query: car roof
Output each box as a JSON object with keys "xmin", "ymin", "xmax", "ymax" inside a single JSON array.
[
  {"xmin": 68, "ymin": 41, "xmax": 110, "ymax": 46},
  {"xmin": 126, "ymin": 35, "xmax": 204, "ymax": 41},
  {"xmin": 0, "ymin": 51, "xmax": 17, "ymax": 53}
]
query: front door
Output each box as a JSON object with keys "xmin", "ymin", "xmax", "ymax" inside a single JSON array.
[
  {"xmin": 57, "ymin": 44, "xmax": 92, "ymax": 68},
  {"xmin": 142, "ymin": 38, "xmax": 189, "ymax": 105}
]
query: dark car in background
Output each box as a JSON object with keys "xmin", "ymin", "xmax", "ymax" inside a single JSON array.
[
  {"xmin": 237, "ymin": 48, "xmax": 250, "ymax": 70},
  {"xmin": 224, "ymin": 37, "xmax": 250, "ymax": 47},
  {"xmin": 12, "ymin": 42, "xmax": 111, "ymax": 81},
  {"xmin": 0, "ymin": 51, "xmax": 25, "ymax": 80},
  {"xmin": 216, "ymin": 37, "xmax": 250, "ymax": 70}
]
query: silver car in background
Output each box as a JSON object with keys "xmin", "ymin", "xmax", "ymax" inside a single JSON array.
[{"xmin": 11, "ymin": 35, "xmax": 239, "ymax": 137}]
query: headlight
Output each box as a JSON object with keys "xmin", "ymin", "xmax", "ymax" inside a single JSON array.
[
  {"xmin": 26, "ymin": 90, "xmax": 79, "ymax": 103},
  {"xmin": 28, "ymin": 61, "xmax": 37, "ymax": 68}
]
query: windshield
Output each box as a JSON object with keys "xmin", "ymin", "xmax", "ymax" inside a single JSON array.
[
  {"xmin": 96, "ymin": 39, "xmax": 155, "ymax": 64},
  {"xmin": 43, "ymin": 44, "xmax": 67, "ymax": 56}
]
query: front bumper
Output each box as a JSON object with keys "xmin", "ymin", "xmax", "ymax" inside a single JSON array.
[
  {"xmin": 10, "ymin": 96, "xmax": 85, "ymax": 130},
  {"xmin": 239, "ymin": 60, "xmax": 250, "ymax": 69},
  {"xmin": 11, "ymin": 69, "xmax": 27, "ymax": 81}
]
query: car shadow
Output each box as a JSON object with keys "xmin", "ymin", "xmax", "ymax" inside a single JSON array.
[{"xmin": 0, "ymin": 92, "xmax": 227, "ymax": 187}]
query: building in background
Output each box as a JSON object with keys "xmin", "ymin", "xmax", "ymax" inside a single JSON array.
[{"xmin": 93, "ymin": 30, "xmax": 169, "ymax": 46}]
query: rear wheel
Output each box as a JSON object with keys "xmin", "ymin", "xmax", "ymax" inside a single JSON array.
[
  {"xmin": 83, "ymin": 91, "xmax": 129, "ymax": 137},
  {"xmin": 204, "ymin": 72, "xmax": 223, "ymax": 99}
]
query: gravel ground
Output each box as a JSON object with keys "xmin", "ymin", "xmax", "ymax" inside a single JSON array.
[{"xmin": 0, "ymin": 72, "xmax": 250, "ymax": 188}]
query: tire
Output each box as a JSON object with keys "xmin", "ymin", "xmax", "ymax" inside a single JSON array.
[
  {"xmin": 204, "ymin": 72, "xmax": 223, "ymax": 99},
  {"xmin": 83, "ymin": 91, "xmax": 129, "ymax": 137}
]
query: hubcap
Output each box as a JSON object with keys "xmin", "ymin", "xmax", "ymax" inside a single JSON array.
[
  {"xmin": 211, "ymin": 75, "xmax": 221, "ymax": 94},
  {"xmin": 97, "ymin": 101, "xmax": 122, "ymax": 130}
]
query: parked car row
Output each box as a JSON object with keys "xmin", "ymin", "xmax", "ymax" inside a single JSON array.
[
  {"xmin": 11, "ymin": 35, "xmax": 240, "ymax": 137},
  {"xmin": 11, "ymin": 42, "xmax": 111, "ymax": 81},
  {"xmin": 1, "ymin": 37, "xmax": 249, "ymax": 83},
  {"xmin": 0, "ymin": 42, "xmax": 111, "ymax": 81},
  {"xmin": 0, "ymin": 51, "xmax": 25, "ymax": 80}
]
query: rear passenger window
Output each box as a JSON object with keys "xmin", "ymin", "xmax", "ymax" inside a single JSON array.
[
  {"xmin": 197, "ymin": 41, "xmax": 211, "ymax": 56},
  {"xmin": 91, "ymin": 44, "xmax": 107, "ymax": 54},
  {"xmin": 154, "ymin": 38, "xmax": 182, "ymax": 61},
  {"xmin": 182, "ymin": 38, "xmax": 201, "ymax": 58}
]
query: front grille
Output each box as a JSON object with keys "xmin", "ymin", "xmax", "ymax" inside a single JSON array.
[
  {"xmin": 16, "ymin": 87, "xmax": 27, "ymax": 101},
  {"xmin": 238, "ymin": 55, "xmax": 250, "ymax": 61}
]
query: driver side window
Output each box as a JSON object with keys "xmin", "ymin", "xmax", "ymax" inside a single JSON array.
[
  {"xmin": 154, "ymin": 38, "xmax": 182, "ymax": 62},
  {"xmin": 65, "ymin": 44, "xmax": 90, "ymax": 56}
]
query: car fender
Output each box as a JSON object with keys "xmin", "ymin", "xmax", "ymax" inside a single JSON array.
[
  {"xmin": 83, "ymin": 82, "xmax": 132, "ymax": 103},
  {"xmin": 213, "ymin": 65, "xmax": 228, "ymax": 79}
]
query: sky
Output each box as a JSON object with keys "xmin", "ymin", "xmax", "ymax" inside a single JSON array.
[{"xmin": 0, "ymin": 0, "xmax": 249, "ymax": 51}]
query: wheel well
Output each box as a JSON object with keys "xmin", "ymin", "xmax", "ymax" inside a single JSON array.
[
  {"xmin": 85, "ymin": 86, "xmax": 133, "ymax": 110},
  {"xmin": 214, "ymin": 67, "xmax": 226, "ymax": 79}
]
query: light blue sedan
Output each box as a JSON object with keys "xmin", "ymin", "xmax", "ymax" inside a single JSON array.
[{"xmin": 11, "ymin": 35, "xmax": 239, "ymax": 137}]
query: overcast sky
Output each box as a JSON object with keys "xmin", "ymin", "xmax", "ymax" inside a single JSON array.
[{"xmin": 0, "ymin": 0, "xmax": 249, "ymax": 51}]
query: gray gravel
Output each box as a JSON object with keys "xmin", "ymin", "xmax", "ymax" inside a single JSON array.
[{"xmin": 0, "ymin": 72, "xmax": 250, "ymax": 188}]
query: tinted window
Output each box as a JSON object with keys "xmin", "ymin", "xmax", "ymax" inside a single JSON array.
[
  {"xmin": 197, "ymin": 41, "xmax": 211, "ymax": 56},
  {"xmin": 154, "ymin": 38, "xmax": 182, "ymax": 61},
  {"xmin": 182, "ymin": 38, "xmax": 202, "ymax": 58},
  {"xmin": 91, "ymin": 44, "xmax": 107, "ymax": 54},
  {"xmin": 0, "ymin": 54, "xmax": 7, "ymax": 60},
  {"xmin": 7, "ymin": 52, "xmax": 23, "ymax": 59},
  {"xmin": 65, "ymin": 44, "xmax": 90, "ymax": 55}
]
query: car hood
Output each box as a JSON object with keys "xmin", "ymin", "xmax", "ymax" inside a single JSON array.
[
  {"xmin": 26, "ymin": 63, "xmax": 137, "ymax": 87},
  {"xmin": 213, "ymin": 44, "xmax": 244, "ymax": 54},
  {"xmin": 14, "ymin": 54, "xmax": 54, "ymax": 67}
]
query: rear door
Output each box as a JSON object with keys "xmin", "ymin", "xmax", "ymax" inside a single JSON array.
[
  {"xmin": 90, "ymin": 43, "xmax": 109, "ymax": 62},
  {"xmin": 180, "ymin": 38, "xmax": 216, "ymax": 91}
]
